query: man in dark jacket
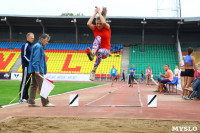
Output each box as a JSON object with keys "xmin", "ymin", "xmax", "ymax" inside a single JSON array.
[
  {"xmin": 121, "ymin": 70, "xmax": 125, "ymax": 81},
  {"xmin": 19, "ymin": 32, "xmax": 34, "ymax": 103}
]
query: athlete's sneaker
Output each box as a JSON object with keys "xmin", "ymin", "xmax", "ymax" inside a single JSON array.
[
  {"xmin": 86, "ymin": 47, "xmax": 94, "ymax": 61},
  {"xmin": 19, "ymin": 99, "xmax": 28, "ymax": 103},
  {"xmin": 90, "ymin": 71, "xmax": 95, "ymax": 81},
  {"xmin": 183, "ymin": 96, "xmax": 190, "ymax": 100},
  {"xmin": 44, "ymin": 103, "xmax": 56, "ymax": 107}
]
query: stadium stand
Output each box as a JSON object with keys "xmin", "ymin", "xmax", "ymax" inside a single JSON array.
[
  {"xmin": 0, "ymin": 49, "xmax": 21, "ymax": 73},
  {"xmin": 129, "ymin": 44, "xmax": 179, "ymax": 79},
  {"xmin": 6, "ymin": 43, "xmax": 123, "ymax": 78},
  {"xmin": 181, "ymin": 42, "xmax": 200, "ymax": 64}
]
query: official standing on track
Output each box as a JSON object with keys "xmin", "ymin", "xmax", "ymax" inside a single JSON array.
[
  {"xmin": 19, "ymin": 32, "xmax": 34, "ymax": 103},
  {"xmin": 28, "ymin": 33, "xmax": 55, "ymax": 107},
  {"xmin": 110, "ymin": 65, "xmax": 117, "ymax": 87},
  {"xmin": 129, "ymin": 64, "xmax": 136, "ymax": 87}
]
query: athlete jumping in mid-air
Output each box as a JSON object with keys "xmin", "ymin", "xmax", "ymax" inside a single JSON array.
[{"xmin": 86, "ymin": 6, "xmax": 111, "ymax": 81}]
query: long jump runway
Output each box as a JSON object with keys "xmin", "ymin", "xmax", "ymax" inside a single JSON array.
[
  {"xmin": 86, "ymin": 84, "xmax": 142, "ymax": 107},
  {"xmin": 1, "ymin": 82, "xmax": 200, "ymax": 122}
]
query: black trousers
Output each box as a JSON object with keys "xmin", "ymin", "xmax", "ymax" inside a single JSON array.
[
  {"xmin": 19, "ymin": 67, "xmax": 31, "ymax": 100},
  {"xmin": 121, "ymin": 73, "xmax": 125, "ymax": 81},
  {"xmin": 128, "ymin": 75, "xmax": 135, "ymax": 84}
]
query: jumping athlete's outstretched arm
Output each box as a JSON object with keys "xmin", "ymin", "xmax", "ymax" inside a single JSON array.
[
  {"xmin": 96, "ymin": 6, "xmax": 110, "ymax": 29},
  {"xmin": 87, "ymin": 8, "xmax": 98, "ymax": 30}
]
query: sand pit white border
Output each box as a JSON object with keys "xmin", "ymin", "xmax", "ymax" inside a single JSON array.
[{"xmin": 86, "ymin": 105, "xmax": 141, "ymax": 107}]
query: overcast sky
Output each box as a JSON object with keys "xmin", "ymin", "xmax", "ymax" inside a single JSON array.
[{"xmin": 0, "ymin": 0, "xmax": 199, "ymax": 17}]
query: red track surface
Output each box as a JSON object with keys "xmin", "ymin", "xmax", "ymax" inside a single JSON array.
[{"xmin": 0, "ymin": 82, "xmax": 200, "ymax": 122}]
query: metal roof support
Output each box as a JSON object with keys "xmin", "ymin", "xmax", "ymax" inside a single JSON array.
[
  {"xmin": 176, "ymin": 20, "xmax": 184, "ymax": 62},
  {"xmin": 71, "ymin": 18, "xmax": 78, "ymax": 51},
  {"xmin": 141, "ymin": 18, "xmax": 147, "ymax": 52},
  {"xmin": 1, "ymin": 17, "xmax": 12, "ymax": 49},
  {"xmin": 36, "ymin": 18, "xmax": 45, "ymax": 33}
]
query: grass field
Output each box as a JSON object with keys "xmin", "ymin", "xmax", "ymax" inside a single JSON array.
[{"xmin": 0, "ymin": 81, "xmax": 105, "ymax": 106}]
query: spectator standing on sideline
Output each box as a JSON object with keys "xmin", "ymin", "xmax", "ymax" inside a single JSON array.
[
  {"xmin": 179, "ymin": 56, "xmax": 186, "ymax": 97},
  {"xmin": 174, "ymin": 65, "xmax": 179, "ymax": 77},
  {"xmin": 110, "ymin": 65, "xmax": 117, "ymax": 87},
  {"xmin": 146, "ymin": 65, "xmax": 152, "ymax": 85},
  {"xmin": 129, "ymin": 64, "xmax": 136, "ymax": 87},
  {"xmin": 182, "ymin": 47, "xmax": 198, "ymax": 100},
  {"xmin": 19, "ymin": 32, "xmax": 34, "ymax": 103},
  {"xmin": 141, "ymin": 71, "xmax": 144, "ymax": 82},
  {"xmin": 28, "ymin": 33, "xmax": 55, "ymax": 107},
  {"xmin": 121, "ymin": 70, "xmax": 125, "ymax": 81}
]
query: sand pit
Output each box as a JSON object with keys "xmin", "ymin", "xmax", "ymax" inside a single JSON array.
[{"xmin": 0, "ymin": 117, "xmax": 199, "ymax": 133}]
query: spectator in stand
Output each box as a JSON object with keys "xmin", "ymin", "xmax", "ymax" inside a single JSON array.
[
  {"xmin": 174, "ymin": 65, "xmax": 179, "ymax": 77},
  {"xmin": 156, "ymin": 64, "xmax": 173, "ymax": 94},
  {"xmin": 146, "ymin": 65, "xmax": 152, "ymax": 85},
  {"xmin": 182, "ymin": 47, "xmax": 198, "ymax": 100},
  {"xmin": 179, "ymin": 56, "xmax": 186, "ymax": 97}
]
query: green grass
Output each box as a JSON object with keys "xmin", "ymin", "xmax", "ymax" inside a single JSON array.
[{"xmin": 0, "ymin": 81, "xmax": 105, "ymax": 106}]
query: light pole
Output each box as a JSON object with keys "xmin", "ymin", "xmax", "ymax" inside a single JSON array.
[
  {"xmin": 71, "ymin": 18, "xmax": 78, "ymax": 51},
  {"xmin": 141, "ymin": 18, "xmax": 147, "ymax": 52},
  {"xmin": 36, "ymin": 18, "xmax": 45, "ymax": 33},
  {"xmin": 177, "ymin": 20, "xmax": 184, "ymax": 62},
  {"xmin": 1, "ymin": 17, "xmax": 12, "ymax": 49}
]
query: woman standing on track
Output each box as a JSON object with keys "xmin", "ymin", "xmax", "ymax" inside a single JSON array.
[
  {"xmin": 110, "ymin": 65, "xmax": 117, "ymax": 87},
  {"xmin": 183, "ymin": 47, "xmax": 198, "ymax": 100},
  {"xmin": 87, "ymin": 6, "xmax": 111, "ymax": 81},
  {"xmin": 179, "ymin": 56, "xmax": 186, "ymax": 97},
  {"xmin": 146, "ymin": 65, "xmax": 152, "ymax": 85}
]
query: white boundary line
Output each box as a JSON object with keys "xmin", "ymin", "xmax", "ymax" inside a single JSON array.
[
  {"xmin": 2, "ymin": 83, "xmax": 108, "ymax": 108},
  {"xmin": 137, "ymin": 84, "xmax": 143, "ymax": 107},
  {"xmin": 86, "ymin": 83, "xmax": 143, "ymax": 107},
  {"xmin": 86, "ymin": 105, "xmax": 141, "ymax": 107},
  {"xmin": 85, "ymin": 84, "xmax": 125, "ymax": 106}
]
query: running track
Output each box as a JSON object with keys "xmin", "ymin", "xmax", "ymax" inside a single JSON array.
[{"xmin": 0, "ymin": 82, "xmax": 200, "ymax": 122}]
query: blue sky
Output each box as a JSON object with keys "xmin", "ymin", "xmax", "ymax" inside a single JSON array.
[{"xmin": 0, "ymin": 0, "xmax": 199, "ymax": 17}]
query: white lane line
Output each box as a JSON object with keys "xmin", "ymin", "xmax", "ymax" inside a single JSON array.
[
  {"xmin": 137, "ymin": 84, "xmax": 143, "ymax": 107},
  {"xmin": 86, "ymin": 105, "xmax": 141, "ymax": 107},
  {"xmin": 85, "ymin": 84, "xmax": 125, "ymax": 106},
  {"xmin": 2, "ymin": 83, "xmax": 108, "ymax": 108}
]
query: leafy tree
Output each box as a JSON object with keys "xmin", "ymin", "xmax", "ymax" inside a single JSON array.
[{"xmin": 61, "ymin": 13, "xmax": 84, "ymax": 16}]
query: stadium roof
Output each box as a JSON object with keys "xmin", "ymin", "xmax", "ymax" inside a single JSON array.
[{"xmin": 0, "ymin": 15, "xmax": 200, "ymax": 33}]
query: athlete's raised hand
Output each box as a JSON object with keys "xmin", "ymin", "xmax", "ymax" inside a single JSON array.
[{"xmin": 95, "ymin": 6, "xmax": 101, "ymax": 13}]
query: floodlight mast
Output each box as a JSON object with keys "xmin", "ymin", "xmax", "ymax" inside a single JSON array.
[
  {"xmin": 157, "ymin": 0, "xmax": 181, "ymax": 17},
  {"xmin": 1, "ymin": 17, "xmax": 12, "ymax": 49},
  {"xmin": 176, "ymin": 20, "xmax": 184, "ymax": 62},
  {"xmin": 36, "ymin": 19, "xmax": 45, "ymax": 33},
  {"xmin": 71, "ymin": 19, "xmax": 78, "ymax": 51},
  {"xmin": 141, "ymin": 18, "xmax": 147, "ymax": 52}
]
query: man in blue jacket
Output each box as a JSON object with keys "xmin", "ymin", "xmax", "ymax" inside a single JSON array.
[
  {"xmin": 28, "ymin": 33, "xmax": 55, "ymax": 107},
  {"xmin": 19, "ymin": 32, "xmax": 34, "ymax": 103}
]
